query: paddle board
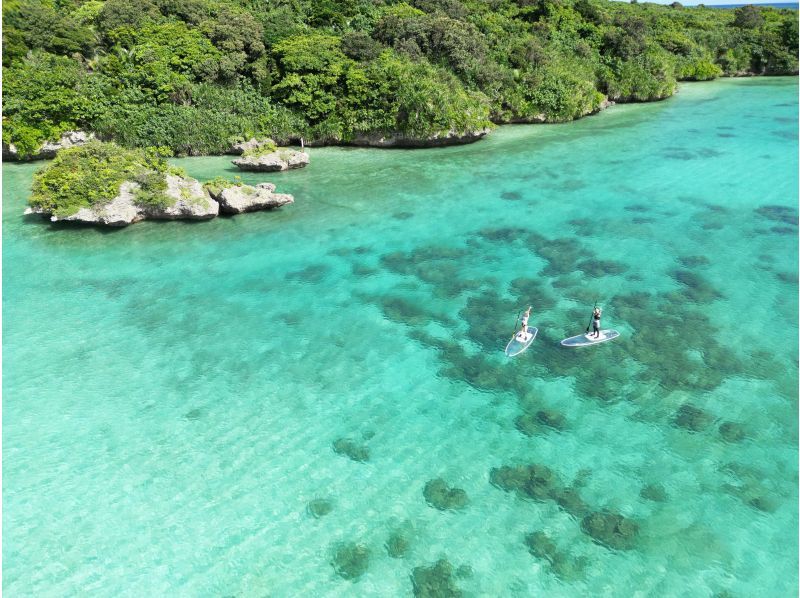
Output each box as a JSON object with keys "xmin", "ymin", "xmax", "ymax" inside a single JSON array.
[
  {"xmin": 560, "ymin": 329, "xmax": 620, "ymax": 347},
  {"xmin": 505, "ymin": 327, "xmax": 538, "ymax": 357}
]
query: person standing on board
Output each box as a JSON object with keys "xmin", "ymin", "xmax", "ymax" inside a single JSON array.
[
  {"xmin": 520, "ymin": 306, "xmax": 532, "ymax": 337},
  {"xmin": 591, "ymin": 306, "xmax": 602, "ymax": 338}
]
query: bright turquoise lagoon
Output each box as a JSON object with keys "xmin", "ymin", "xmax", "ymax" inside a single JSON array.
[{"xmin": 3, "ymin": 77, "xmax": 797, "ymax": 596}]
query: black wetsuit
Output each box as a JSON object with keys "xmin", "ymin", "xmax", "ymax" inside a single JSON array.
[{"xmin": 592, "ymin": 312, "xmax": 601, "ymax": 337}]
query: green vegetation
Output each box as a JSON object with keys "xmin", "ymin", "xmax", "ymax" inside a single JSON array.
[
  {"xmin": 4, "ymin": 0, "xmax": 797, "ymax": 157},
  {"xmin": 241, "ymin": 140, "xmax": 278, "ymax": 157},
  {"xmin": 202, "ymin": 175, "xmax": 242, "ymax": 197},
  {"xmin": 29, "ymin": 142, "xmax": 170, "ymax": 216}
]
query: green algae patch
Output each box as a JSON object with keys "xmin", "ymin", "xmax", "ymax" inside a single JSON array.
[
  {"xmin": 331, "ymin": 542, "xmax": 370, "ymax": 580},
  {"xmin": 423, "ymin": 478, "xmax": 468, "ymax": 511},
  {"xmin": 580, "ymin": 511, "xmax": 639, "ymax": 551},
  {"xmin": 411, "ymin": 559, "xmax": 463, "ymax": 598},
  {"xmin": 307, "ymin": 498, "xmax": 333, "ymax": 518},
  {"xmin": 202, "ymin": 176, "xmax": 242, "ymax": 198},
  {"xmin": 332, "ymin": 438, "xmax": 370, "ymax": 463},
  {"xmin": 29, "ymin": 141, "xmax": 169, "ymax": 217}
]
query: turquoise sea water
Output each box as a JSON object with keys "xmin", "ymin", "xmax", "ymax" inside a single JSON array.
[{"xmin": 3, "ymin": 77, "xmax": 798, "ymax": 596}]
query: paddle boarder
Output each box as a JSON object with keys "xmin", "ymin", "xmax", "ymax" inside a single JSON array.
[
  {"xmin": 520, "ymin": 306, "xmax": 532, "ymax": 337},
  {"xmin": 591, "ymin": 306, "xmax": 602, "ymax": 338}
]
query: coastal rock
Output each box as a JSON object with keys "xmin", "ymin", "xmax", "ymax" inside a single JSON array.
[
  {"xmin": 228, "ymin": 137, "xmax": 275, "ymax": 155},
  {"xmin": 232, "ymin": 149, "xmax": 310, "ymax": 171},
  {"xmin": 347, "ymin": 128, "xmax": 491, "ymax": 148},
  {"xmin": 26, "ymin": 181, "xmax": 142, "ymax": 226},
  {"xmin": 214, "ymin": 182, "xmax": 294, "ymax": 214},
  {"xmin": 503, "ymin": 98, "xmax": 614, "ymax": 124},
  {"xmin": 25, "ymin": 175, "xmax": 219, "ymax": 226},
  {"xmin": 4, "ymin": 130, "xmax": 96, "ymax": 161},
  {"xmin": 144, "ymin": 174, "xmax": 218, "ymax": 220}
]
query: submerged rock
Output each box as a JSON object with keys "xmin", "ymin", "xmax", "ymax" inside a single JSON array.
[
  {"xmin": 411, "ymin": 559, "xmax": 463, "ymax": 597},
  {"xmin": 332, "ymin": 438, "xmax": 370, "ymax": 463},
  {"xmin": 423, "ymin": 478, "xmax": 468, "ymax": 511},
  {"xmin": 580, "ymin": 511, "xmax": 639, "ymax": 550},
  {"xmin": 331, "ymin": 542, "xmax": 370, "ymax": 580}
]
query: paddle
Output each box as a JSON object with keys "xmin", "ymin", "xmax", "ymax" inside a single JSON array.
[
  {"xmin": 585, "ymin": 300, "xmax": 597, "ymax": 333},
  {"xmin": 511, "ymin": 310, "xmax": 522, "ymax": 338}
]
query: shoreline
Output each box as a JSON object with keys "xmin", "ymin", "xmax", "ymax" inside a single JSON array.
[{"xmin": 4, "ymin": 75, "xmax": 797, "ymax": 163}]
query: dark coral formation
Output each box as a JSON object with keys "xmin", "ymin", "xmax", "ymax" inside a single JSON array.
[
  {"xmin": 525, "ymin": 531, "xmax": 557, "ymax": 562},
  {"xmin": 719, "ymin": 421, "xmax": 747, "ymax": 443},
  {"xmin": 580, "ymin": 511, "xmax": 639, "ymax": 550},
  {"xmin": 754, "ymin": 204, "xmax": 798, "ymax": 226},
  {"xmin": 722, "ymin": 462, "xmax": 779, "ymax": 513},
  {"xmin": 524, "ymin": 531, "xmax": 587, "ymax": 580},
  {"xmin": 535, "ymin": 409, "xmax": 567, "ymax": 431},
  {"xmin": 501, "ymin": 190, "xmax": 522, "ymax": 201},
  {"xmin": 515, "ymin": 406, "xmax": 569, "ymax": 437},
  {"xmin": 411, "ymin": 559, "xmax": 463, "ymax": 598},
  {"xmin": 386, "ymin": 530, "xmax": 410, "ymax": 558},
  {"xmin": 489, "ymin": 464, "xmax": 588, "ymax": 517},
  {"xmin": 333, "ymin": 438, "xmax": 370, "ymax": 463},
  {"xmin": 285, "ymin": 263, "xmax": 330, "ymax": 283},
  {"xmin": 674, "ymin": 404, "xmax": 714, "ymax": 432},
  {"xmin": 576, "ymin": 258, "xmax": 629, "ymax": 277},
  {"xmin": 307, "ymin": 498, "xmax": 333, "ymax": 518},
  {"xmin": 508, "ymin": 277, "xmax": 557, "ymax": 310},
  {"xmin": 331, "ymin": 542, "xmax": 371, "ymax": 580},
  {"xmin": 423, "ymin": 478, "xmax": 469, "ymax": 511},
  {"xmin": 640, "ymin": 483, "xmax": 668, "ymax": 502},
  {"xmin": 671, "ymin": 270, "xmax": 723, "ymax": 303},
  {"xmin": 679, "ymin": 255, "xmax": 711, "ymax": 268},
  {"xmin": 183, "ymin": 408, "xmax": 203, "ymax": 421}
]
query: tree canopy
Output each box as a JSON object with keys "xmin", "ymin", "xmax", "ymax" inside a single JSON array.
[{"xmin": 3, "ymin": 0, "xmax": 797, "ymax": 156}]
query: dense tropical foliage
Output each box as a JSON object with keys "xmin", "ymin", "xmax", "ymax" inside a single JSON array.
[
  {"xmin": 29, "ymin": 142, "xmax": 176, "ymax": 215},
  {"xmin": 3, "ymin": 0, "xmax": 797, "ymax": 156}
]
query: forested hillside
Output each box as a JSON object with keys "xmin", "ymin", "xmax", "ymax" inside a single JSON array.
[{"xmin": 3, "ymin": 0, "xmax": 797, "ymax": 156}]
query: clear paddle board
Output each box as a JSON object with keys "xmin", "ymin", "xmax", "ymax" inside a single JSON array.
[
  {"xmin": 560, "ymin": 329, "xmax": 620, "ymax": 347},
  {"xmin": 505, "ymin": 327, "xmax": 538, "ymax": 357}
]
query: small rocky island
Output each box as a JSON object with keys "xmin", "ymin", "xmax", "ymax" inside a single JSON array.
[
  {"xmin": 25, "ymin": 142, "xmax": 294, "ymax": 227},
  {"xmin": 231, "ymin": 138, "xmax": 310, "ymax": 172}
]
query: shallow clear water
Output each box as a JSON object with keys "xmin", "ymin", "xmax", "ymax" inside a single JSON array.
[{"xmin": 3, "ymin": 77, "xmax": 797, "ymax": 596}]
